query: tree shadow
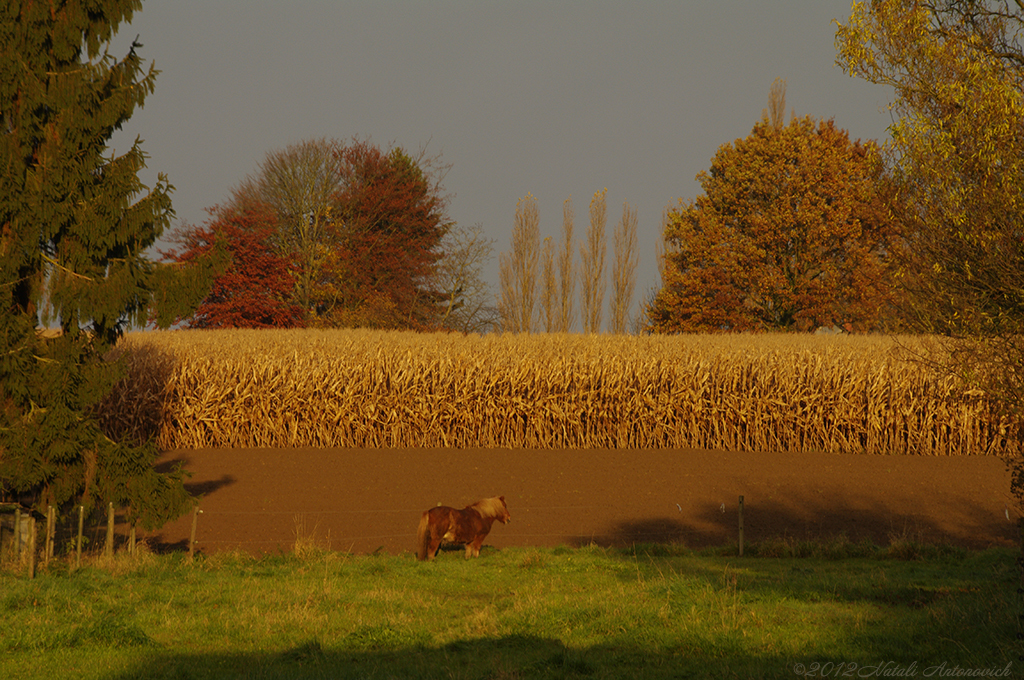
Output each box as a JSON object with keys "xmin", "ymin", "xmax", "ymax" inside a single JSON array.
[
  {"xmin": 154, "ymin": 456, "xmax": 236, "ymax": 496},
  {"xmin": 565, "ymin": 491, "xmax": 1017, "ymax": 550},
  {"xmin": 96, "ymin": 621, "xmax": 1016, "ymax": 680}
]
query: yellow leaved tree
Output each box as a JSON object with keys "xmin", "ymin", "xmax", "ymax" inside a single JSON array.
[{"xmin": 836, "ymin": 0, "xmax": 1024, "ymax": 476}]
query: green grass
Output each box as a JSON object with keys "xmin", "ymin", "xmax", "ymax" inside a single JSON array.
[{"xmin": 0, "ymin": 543, "xmax": 1020, "ymax": 679}]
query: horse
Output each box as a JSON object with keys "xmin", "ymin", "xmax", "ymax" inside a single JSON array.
[{"xmin": 416, "ymin": 496, "xmax": 511, "ymax": 561}]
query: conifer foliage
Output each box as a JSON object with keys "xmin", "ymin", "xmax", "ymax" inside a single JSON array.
[{"xmin": 0, "ymin": 2, "xmax": 203, "ymax": 528}]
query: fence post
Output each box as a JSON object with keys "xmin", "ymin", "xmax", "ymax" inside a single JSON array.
[
  {"xmin": 76, "ymin": 505, "xmax": 84, "ymax": 569},
  {"xmin": 189, "ymin": 506, "xmax": 201, "ymax": 558},
  {"xmin": 45, "ymin": 505, "xmax": 54, "ymax": 566},
  {"xmin": 738, "ymin": 495, "xmax": 744, "ymax": 557},
  {"xmin": 105, "ymin": 502, "xmax": 114, "ymax": 558},
  {"xmin": 28, "ymin": 515, "xmax": 36, "ymax": 579},
  {"xmin": 13, "ymin": 508, "xmax": 21, "ymax": 565}
]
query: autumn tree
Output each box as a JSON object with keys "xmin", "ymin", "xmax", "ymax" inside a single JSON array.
[
  {"xmin": 227, "ymin": 139, "xmax": 452, "ymax": 329},
  {"xmin": 579, "ymin": 190, "xmax": 609, "ymax": 333},
  {"xmin": 763, "ymin": 77, "xmax": 790, "ymax": 130},
  {"xmin": 539, "ymin": 237, "xmax": 557, "ymax": 332},
  {"xmin": 316, "ymin": 142, "xmax": 451, "ymax": 329},
  {"xmin": 646, "ymin": 111, "xmax": 902, "ymax": 334},
  {"xmin": 233, "ymin": 138, "xmax": 343, "ymax": 318},
  {"xmin": 557, "ymin": 198, "xmax": 577, "ymax": 333},
  {"xmin": 498, "ymin": 193, "xmax": 541, "ymax": 333},
  {"xmin": 435, "ymin": 223, "xmax": 499, "ymax": 333},
  {"xmin": 162, "ymin": 205, "xmax": 304, "ymax": 329},
  {"xmin": 610, "ymin": 201, "xmax": 639, "ymax": 334},
  {"xmin": 0, "ymin": 2, "xmax": 210, "ymax": 527},
  {"xmin": 837, "ymin": 1, "xmax": 1024, "ymax": 482}
]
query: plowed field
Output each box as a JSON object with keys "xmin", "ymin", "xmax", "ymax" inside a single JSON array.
[{"xmin": 147, "ymin": 448, "xmax": 1018, "ymax": 556}]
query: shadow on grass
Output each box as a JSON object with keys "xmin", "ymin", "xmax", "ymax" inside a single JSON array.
[{"xmin": 97, "ymin": 629, "xmax": 1018, "ymax": 680}]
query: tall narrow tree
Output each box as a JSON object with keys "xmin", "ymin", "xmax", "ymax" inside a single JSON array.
[
  {"xmin": 0, "ymin": 2, "xmax": 205, "ymax": 527},
  {"xmin": 579, "ymin": 189, "xmax": 608, "ymax": 333},
  {"xmin": 540, "ymin": 236, "xmax": 557, "ymax": 332},
  {"xmin": 762, "ymin": 77, "xmax": 789, "ymax": 130},
  {"xmin": 498, "ymin": 193, "xmax": 541, "ymax": 333},
  {"xmin": 610, "ymin": 201, "xmax": 639, "ymax": 334},
  {"xmin": 557, "ymin": 198, "xmax": 576, "ymax": 333}
]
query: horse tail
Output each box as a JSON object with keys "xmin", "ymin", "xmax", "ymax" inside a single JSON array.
[{"xmin": 416, "ymin": 511, "xmax": 431, "ymax": 561}]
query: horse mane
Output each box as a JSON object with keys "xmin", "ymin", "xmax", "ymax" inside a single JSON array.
[{"xmin": 470, "ymin": 496, "xmax": 507, "ymax": 519}]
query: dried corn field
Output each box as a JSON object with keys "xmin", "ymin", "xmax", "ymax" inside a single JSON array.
[{"xmin": 99, "ymin": 329, "xmax": 1017, "ymax": 455}]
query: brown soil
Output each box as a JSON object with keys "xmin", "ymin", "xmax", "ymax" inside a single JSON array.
[{"xmin": 148, "ymin": 448, "xmax": 1019, "ymax": 556}]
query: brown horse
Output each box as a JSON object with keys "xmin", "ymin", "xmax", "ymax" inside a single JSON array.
[{"xmin": 416, "ymin": 496, "xmax": 511, "ymax": 561}]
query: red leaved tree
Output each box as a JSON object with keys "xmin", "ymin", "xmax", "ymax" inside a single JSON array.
[
  {"xmin": 316, "ymin": 142, "xmax": 451, "ymax": 328},
  {"xmin": 646, "ymin": 115, "xmax": 904, "ymax": 333},
  {"xmin": 162, "ymin": 204, "xmax": 304, "ymax": 329}
]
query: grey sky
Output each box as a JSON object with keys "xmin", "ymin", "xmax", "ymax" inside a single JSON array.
[{"xmin": 110, "ymin": 1, "xmax": 894, "ymax": 327}]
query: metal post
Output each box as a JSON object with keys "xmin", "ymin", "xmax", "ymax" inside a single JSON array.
[{"xmin": 189, "ymin": 506, "xmax": 201, "ymax": 558}]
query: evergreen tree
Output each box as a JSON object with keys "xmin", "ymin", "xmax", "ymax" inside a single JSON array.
[{"xmin": 0, "ymin": 2, "xmax": 209, "ymax": 528}]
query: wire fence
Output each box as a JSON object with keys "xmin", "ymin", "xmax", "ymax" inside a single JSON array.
[{"xmin": 2, "ymin": 498, "xmax": 745, "ymax": 574}]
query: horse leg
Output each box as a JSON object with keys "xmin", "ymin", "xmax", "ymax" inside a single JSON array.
[
  {"xmin": 466, "ymin": 535, "xmax": 486, "ymax": 558},
  {"xmin": 426, "ymin": 534, "xmax": 440, "ymax": 560}
]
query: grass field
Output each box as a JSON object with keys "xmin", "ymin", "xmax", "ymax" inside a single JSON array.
[{"xmin": 1, "ymin": 543, "xmax": 1018, "ymax": 679}]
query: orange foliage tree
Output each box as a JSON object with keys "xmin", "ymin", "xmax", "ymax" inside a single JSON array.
[
  {"xmin": 162, "ymin": 204, "xmax": 304, "ymax": 329},
  {"xmin": 646, "ymin": 116, "xmax": 903, "ymax": 333},
  {"xmin": 315, "ymin": 142, "xmax": 451, "ymax": 329}
]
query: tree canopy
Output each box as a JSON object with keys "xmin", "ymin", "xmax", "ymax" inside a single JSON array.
[
  {"xmin": 180, "ymin": 138, "xmax": 456, "ymax": 330},
  {"xmin": 318, "ymin": 142, "xmax": 451, "ymax": 329},
  {"xmin": 162, "ymin": 204, "xmax": 304, "ymax": 329},
  {"xmin": 836, "ymin": 0, "xmax": 1024, "ymax": 473},
  {"xmin": 646, "ymin": 114, "xmax": 902, "ymax": 333},
  {"xmin": 0, "ymin": 1, "xmax": 208, "ymax": 526},
  {"xmin": 232, "ymin": 138, "xmax": 343, "ymax": 317}
]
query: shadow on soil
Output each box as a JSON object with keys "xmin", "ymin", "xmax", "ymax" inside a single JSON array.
[
  {"xmin": 154, "ymin": 456, "xmax": 237, "ymax": 497},
  {"xmin": 565, "ymin": 495, "xmax": 1017, "ymax": 550}
]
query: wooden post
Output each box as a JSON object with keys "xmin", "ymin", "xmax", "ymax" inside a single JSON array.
[
  {"xmin": 189, "ymin": 506, "xmax": 201, "ymax": 558},
  {"xmin": 28, "ymin": 515, "xmax": 36, "ymax": 579},
  {"xmin": 44, "ymin": 505, "xmax": 55, "ymax": 566},
  {"xmin": 105, "ymin": 502, "xmax": 114, "ymax": 558},
  {"xmin": 129, "ymin": 524, "xmax": 136, "ymax": 555},
  {"xmin": 13, "ymin": 508, "xmax": 21, "ymax": 565},
  {"xmin": 738, "ymin": 495, "xmax": 745, "ymax": 557},
  {"xmin": 76, "ymin": 505, "xmax": 84, "ymax": 569}
]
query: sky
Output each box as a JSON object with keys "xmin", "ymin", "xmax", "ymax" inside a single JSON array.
[{"xmin": 109, "ymin": 1, "xmax": 896, "ymax": 328}]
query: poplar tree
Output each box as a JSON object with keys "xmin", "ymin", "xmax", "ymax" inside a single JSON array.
[
  {"xmin": 580, "ymin": 190, "xmax": 608, "ymax": 334},
  {"xmin": 610, "ymin": 201, "xmax": 638, "ymax": 334},
  {"xmin": 498, "ymin": 193, "xmax": 540, "ymax": 333},
  {"xmin": 0, "ymin": 2, "xmax": 208, "ymax": 528}
]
